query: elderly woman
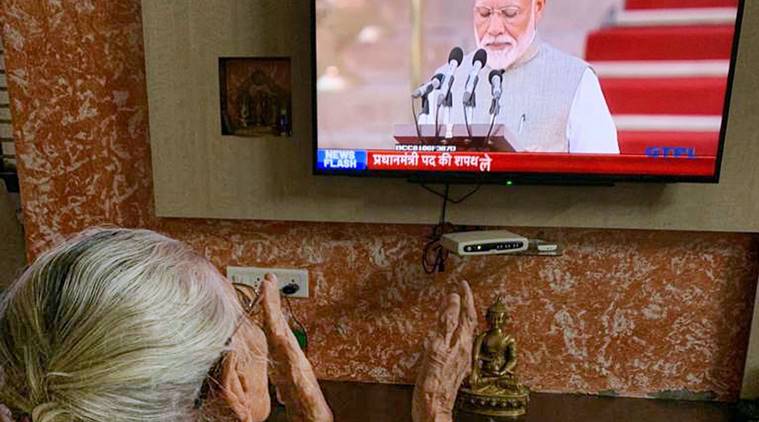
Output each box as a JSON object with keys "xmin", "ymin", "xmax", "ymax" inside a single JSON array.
[{"xmin": 0, "ymin": 228, "xmax": 475, "ymax": 422}]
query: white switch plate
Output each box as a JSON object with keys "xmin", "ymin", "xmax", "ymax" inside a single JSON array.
[{"xmin": 226, "ymin": 266, "xmax": 309, "ymax": 298}]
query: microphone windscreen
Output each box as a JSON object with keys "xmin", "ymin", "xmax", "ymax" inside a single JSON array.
[
  {"xmin": 489, "ymin": 69, "xmax": 503, "ymax": 84},
  {"xmin": 473, "ymin": 49, "xmax": 488, "ymax": 67},
  {"xmin": 448, "ymin": 47, "xmax": 464, "ymax": 66}
]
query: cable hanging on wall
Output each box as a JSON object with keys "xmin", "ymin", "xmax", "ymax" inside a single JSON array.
[{"xmin": 420, "ymin": 183, "xmax": 482, "ymax": 274}]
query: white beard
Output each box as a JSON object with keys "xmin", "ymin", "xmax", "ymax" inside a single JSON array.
[{"xmin": 475, "ymin": 14, "xmax": 537, "ymax": 70}]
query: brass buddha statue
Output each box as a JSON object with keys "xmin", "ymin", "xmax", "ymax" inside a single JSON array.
[{"xmin": 456, "ymin": 297, "xmax": 529, "ymax": 418}]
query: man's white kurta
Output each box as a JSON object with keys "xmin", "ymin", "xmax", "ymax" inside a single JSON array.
[{"xmin": 566, "ymin": 68, "xmax": 619, "ymax": 154}]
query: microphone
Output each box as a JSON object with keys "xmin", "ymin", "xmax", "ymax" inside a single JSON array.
[
  {"xmin": 447, "ymin": 47, "xmax": 464, "ymax": 71},
  {"xmin": 438, "ymin": 47, "xmax": 464, "ymax": 109},
  {"xmin": 489, "ymin": 69, "xmax": 504, "ymax": 100},
  {"xmin": 412, "ymin": 73, "xmax": 444, "ymax": 99},
  {"xmin": 441, "ymin": 47, "xmax": 464, "ymax": 86},
  {"xmin": 463, "ymin": 49, "xmax": 488, "ymax": 107},
  {"xmin": 489, "ymin": 69, "xmax": 505, "ymax": 116}
]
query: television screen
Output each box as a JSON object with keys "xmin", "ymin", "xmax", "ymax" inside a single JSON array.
[{"xmin": 313, "ymin": 0, "xmax": 743, "ymax": 183}]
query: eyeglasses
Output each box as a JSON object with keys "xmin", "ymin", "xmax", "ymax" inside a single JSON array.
[
  {"xmin": 194, "ymin": 282, "xmax": 262, "ymax": 409},
  {"xmin": 230, "ymin": 282, "xmax": 263, "ymax": 333},
  {"xmin": 474, "ymin": 6, "xmax": 523, "ymax": 22}
]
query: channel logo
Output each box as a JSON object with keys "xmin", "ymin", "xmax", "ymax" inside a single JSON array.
[
  {"xmin": 317, "ymin": 149, "xmax": 368, "ymax": 171},
  {"xmin": 645, "ymin": 147, "xmax": 696, "ymax": 159}
]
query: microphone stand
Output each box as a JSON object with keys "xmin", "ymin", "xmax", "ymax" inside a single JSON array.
[
  {"xmin": 434, "ymin": 72, "xmax": 455, "ymax": 142},
  {"xmin": 485, "ymin": 96, "xmax": 499, "ymax": 149},
  {"xmin": 411, "ymin": 98, "xmax": 423, "ymax": 142},
  {"xmin": 421, "ymin": 92, "xmax": 432, "ymax": 119},
  {"xmin": 463, "ymin": 88, "xmax": 476, "ymax": 140}
]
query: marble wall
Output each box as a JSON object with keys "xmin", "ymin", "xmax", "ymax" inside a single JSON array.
[{"xmin": 1, "ymin": 0, "xmax": 757, "ymax": 401}]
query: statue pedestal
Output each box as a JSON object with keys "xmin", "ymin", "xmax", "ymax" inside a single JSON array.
[{"xmin": 456, "ymin": 385, "xmax": 530, "ymax": 418}]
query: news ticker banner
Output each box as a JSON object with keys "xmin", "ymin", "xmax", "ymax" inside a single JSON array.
[{"xmin": 316, "ymin": 149, "xmax": 716, "ymax": 176}]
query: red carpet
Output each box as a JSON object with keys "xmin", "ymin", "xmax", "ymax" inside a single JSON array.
[
  {"xmin": 601, "ymin": 77, "xmax": 727, "ymax": 115},
  {"xmin": 587, "ymin": 0, "xmax": 737, "ymax": 157},
  {"xmin": 586, "ymin": 25, "xmax": 735, "ymax": 61},
  {"xmin": 626, "ymin": 0, "xmax": 737, "ymax": 10},
  {"xmin": 618, "ymin": 132, "xmax": 719, "ymax": 156}
]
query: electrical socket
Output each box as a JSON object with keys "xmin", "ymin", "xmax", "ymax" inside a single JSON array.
[{"xmin": 226, "ymin": 266, "xmax": 309, "ymax": 298}]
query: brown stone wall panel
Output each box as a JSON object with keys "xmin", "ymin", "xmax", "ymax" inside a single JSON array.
[{"xmin": 1, "ymin": 0, "xmax": 757, "ymax": 401}]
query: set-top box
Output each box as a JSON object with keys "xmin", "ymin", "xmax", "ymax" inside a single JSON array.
[{"xmin": 441, "ymin": 230, "xmax": 529, "ymax": 256}]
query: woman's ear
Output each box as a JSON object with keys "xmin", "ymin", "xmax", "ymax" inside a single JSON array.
[{"xmin": 220, "ymin": 324, "xmax": 271, "ymax": 422}]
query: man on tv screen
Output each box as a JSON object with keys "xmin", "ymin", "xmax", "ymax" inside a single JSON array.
[{"xmin": 439, "ymin": 0, "xmax": 619, "ymax": 154}]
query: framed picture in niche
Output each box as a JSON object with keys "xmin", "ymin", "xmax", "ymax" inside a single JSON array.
[{"xmin": 219, "ymin": 57, "xmax": 293, "ymax": 137}]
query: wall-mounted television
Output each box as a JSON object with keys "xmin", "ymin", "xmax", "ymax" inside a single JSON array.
[{"xmin": 312, "ymin": 0, "xmax": 744, "ymax": 184}]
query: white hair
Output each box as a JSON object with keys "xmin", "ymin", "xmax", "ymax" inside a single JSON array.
[{"xmin": 0, "ymin": 228, "xmax": 247, "ymax": 421}]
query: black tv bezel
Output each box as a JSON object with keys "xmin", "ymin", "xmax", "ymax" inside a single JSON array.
[{"xmin": 310, "ymin": 0, "xmax": 745, "ymax": 185}]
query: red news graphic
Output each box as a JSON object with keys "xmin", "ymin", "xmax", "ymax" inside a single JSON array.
[{"xmin": 367, "ymin": 151, "xmax": 716, "ymax": 176}]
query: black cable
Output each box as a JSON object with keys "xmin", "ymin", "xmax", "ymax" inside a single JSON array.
[
  {"xmin": 420, "ymin": 183, "xmax": 483, "ymax": 274},
  {"xmin": 451, "ymin": 184, "xmax": 481, "ymax": 204},
  {"xmin": 484, "ymin": 112, "xmax": 497, "ymax": 151},
  {"xmin": 434, "ymin": 101, "xmax": 441, "ymax": 142},
  {"xmin": 420, "ymin": 183, "xmax": 482, "ymax": 204},
  {"xmin": 284, "ymin": 295, "xmax": 306, "ymax": 334},
  {"xmin": 462, "ymin": 102, "xmax": 473, "ymax": 140},
  {"xmin": 411, "ymin": 97, "xmax": 422, "ymax": 139},
  {"xmin": 422, "ymin": 239, "xmax": 445, "ymax": 274},
  {"xmin": 422, "ymin": 184, "xmax": 450, "ymax": 274},
  {"xmin": 284, "ymin": 294, "xmax": 308, "ymax": 350}
]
